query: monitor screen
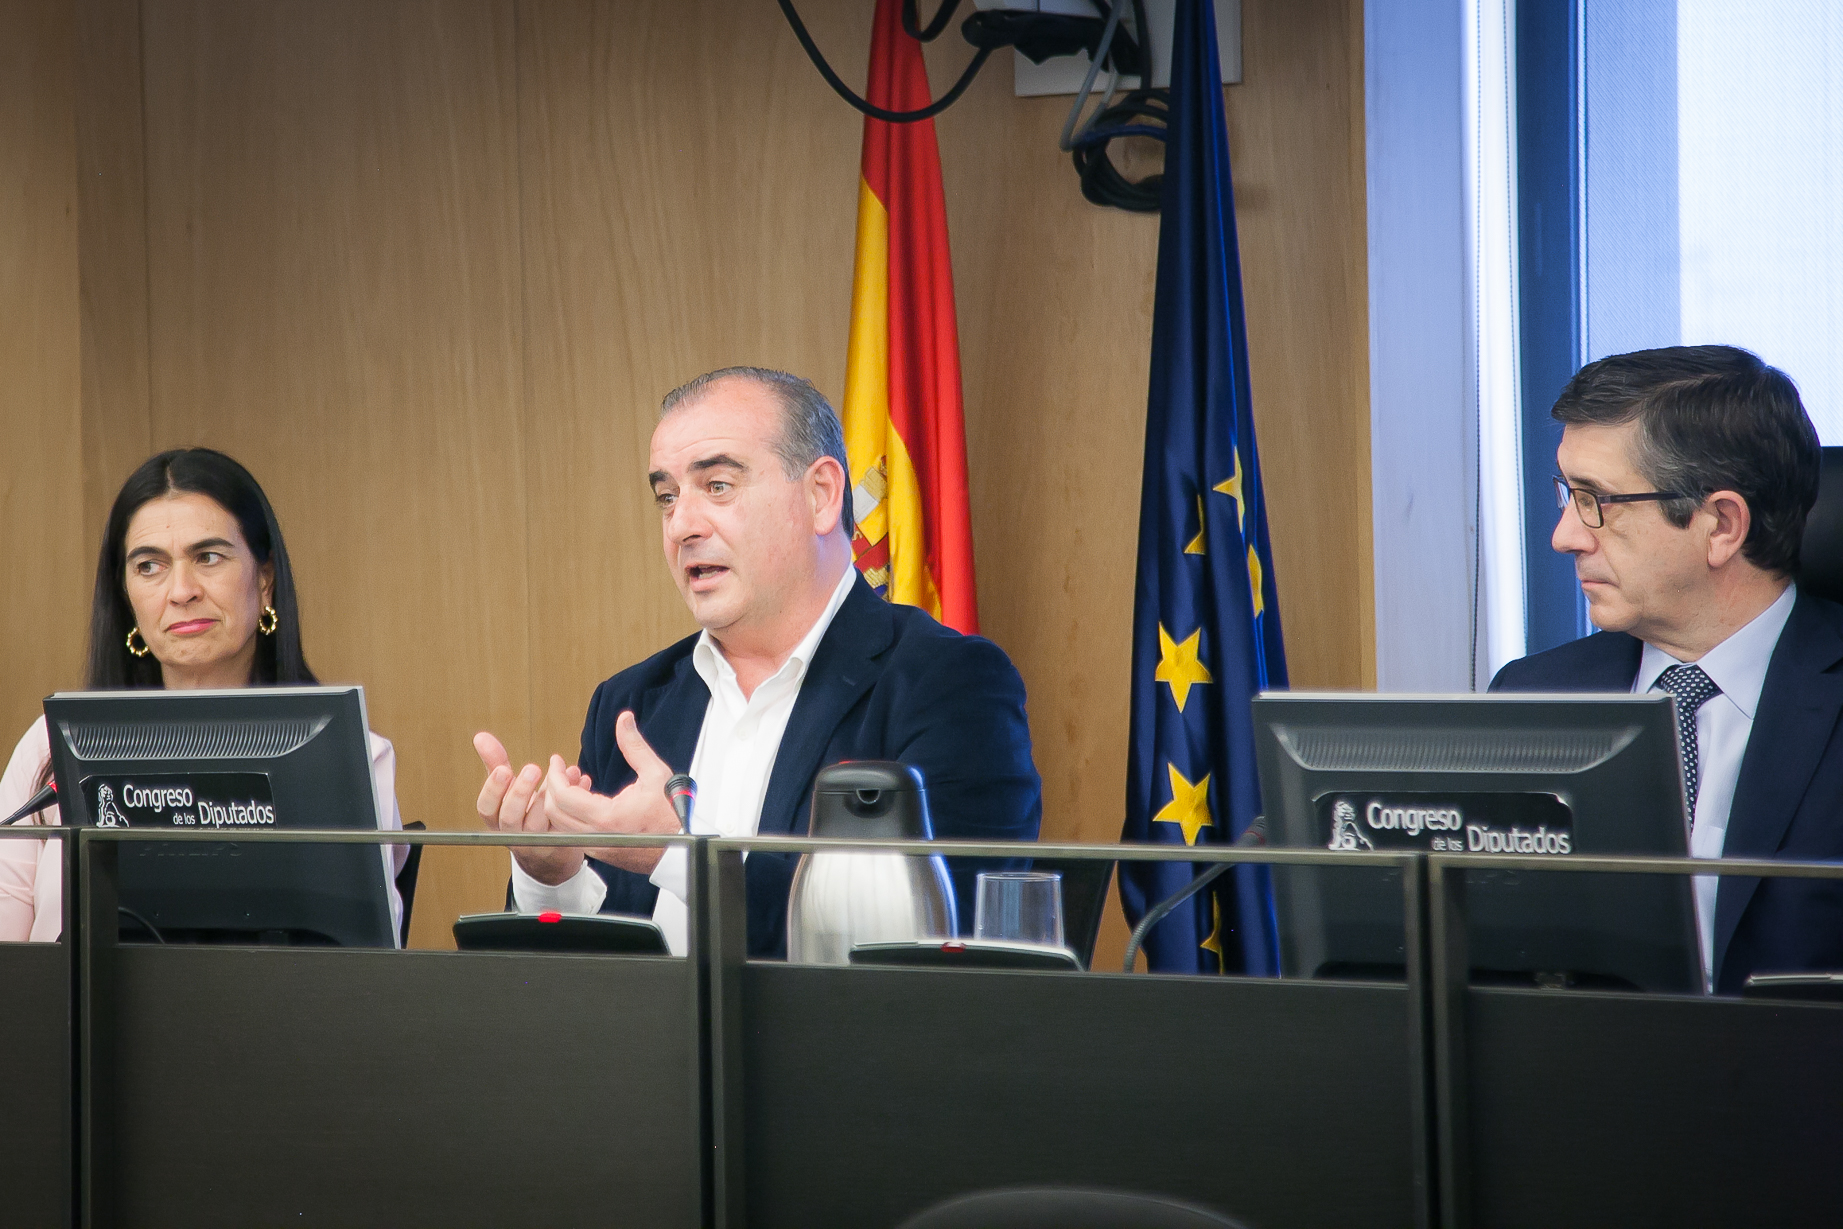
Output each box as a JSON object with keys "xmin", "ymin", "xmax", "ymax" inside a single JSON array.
[
  {"xmin": 43, "ymin": 686, "xmax": 396, "ymax": 948},
  {"xmin": 1253, "ymin": 692, "xmax": 1700, "ymax": 993}
]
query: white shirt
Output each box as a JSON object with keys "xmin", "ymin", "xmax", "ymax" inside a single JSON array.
[
  {"xmin": 513, "ymin": 563, "xmax": 858, "ymax": 954},
  {"xmin": 1632, "ymin": 583, "xmax": 1796, "ymax": 986}
]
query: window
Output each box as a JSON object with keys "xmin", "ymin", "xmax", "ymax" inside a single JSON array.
[{"xmin": 1510, "ymin": 1, "xmax": 1843, "ymax": 657}]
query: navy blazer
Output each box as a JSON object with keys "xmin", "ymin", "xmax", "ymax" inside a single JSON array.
[
  {"xmin": 571, "ymin": 574, "xmax": 1042, "ymax": 957},
  {"xmin": 1491, "ymin": 589, "xmax": 1843, "ymax": 992}
]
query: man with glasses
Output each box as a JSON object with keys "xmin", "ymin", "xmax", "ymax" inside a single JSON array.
[{"xmin": 1493, "ymin": 345, "xmax": 1842, "ymax": 994}]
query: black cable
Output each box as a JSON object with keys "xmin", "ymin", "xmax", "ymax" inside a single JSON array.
[
  {"xmin": 778, "ymin": 0, "xmax": 1167, "ymax": 206},
  {"xmin": 1071, "ymin": 89, "xmax": 1169, "ymax": 213},
  {"xmin": 1124, "ymin": 0, "xmax": 1151, "ymax": 77},
  {"xmin": 1059, "ymin": 0, "xmax": 1150, "ymax": 77},
  {"xmin": 777, "ymin": 0, "xmax": 994, "ymax": 124},
  {"xmin": 118, "ymin": 906, "xmax": 166, "ymax": 944},
  {"xmin": 901, "ymin": 0, "xmax": 961, "ymax": 43}
]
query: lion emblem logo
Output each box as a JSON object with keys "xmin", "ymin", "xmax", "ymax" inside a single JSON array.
[
  {"xmin": 1327, "ymin": 799, "xmax": 1372, "ymax": 851},
  {"xmin": 93, "ymin": 784, "xmax": 130, "ymax": 829}
]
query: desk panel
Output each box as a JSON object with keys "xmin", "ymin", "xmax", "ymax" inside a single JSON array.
[
  {"xmin": 1466, "ymin": 987, "xmax": 1843, "ymax": 1228},
  {"xmin": 740, "ymin": 965, "xmax": 1419, "ymax": 1229},
  {"xmin": 0, "ymin": 943, "xmax": 70, "ymax": 1229},
  {"xmin": 103, "ymin": 947, "xmax": 697, "ymax": 1229}
]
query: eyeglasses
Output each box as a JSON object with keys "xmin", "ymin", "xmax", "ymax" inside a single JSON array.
[{"xmin": 1553, "ymin": 476, "xmax": 1685, "ymax": 529}]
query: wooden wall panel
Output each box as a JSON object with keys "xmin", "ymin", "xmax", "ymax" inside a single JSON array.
[
  {"xmin": 516, "ymin": 0, "xmax": 871, "ymax": 770},
  {"xmin": 932, "ymin": 60, "xmax": 1158, "ymax": 850},
  {"xmin": 77, "ymin": 0, "xmax": 154, "ymax": 552},
  {"xmin": 1227, "ymin": 0, "xmax": 1374, "ymax": 689},
  {"xmin": 54, "ymin": 0, "xmax": 1370, "ymax": 951},
  {"xmin": 136, "ymin": 0, "xmax": 530, "ymax": 945},
  {"xmin": 0, "ymin": 0, "xmax": 84, "ymax": 748}
]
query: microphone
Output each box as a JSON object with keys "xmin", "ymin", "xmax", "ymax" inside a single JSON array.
[
  {"xmin": 1121, "ymin": 815, "xmax": 1268, "ymax": 973},
  {"xmin": 3, "ymin": 781, "xmax": 57, "ymax": 826},
  {"xmin": 664, "ymin": 774, "xmax": 697, "ymax": 831}
]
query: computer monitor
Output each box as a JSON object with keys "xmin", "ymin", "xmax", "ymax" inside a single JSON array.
[
  {"xmin": 43, "ymin": 686, "xmax": 396, "ymax": 947},
  {"xmin": 1253, "ymin": 692, "xmax": 1701, "ymax": 993}
]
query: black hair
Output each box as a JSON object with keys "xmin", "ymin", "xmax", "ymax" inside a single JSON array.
[
  {"xmin": 1552, "ymin": 345, "xmax": 1821, "ymax": 576},
  {"xmin": 87, "ymin": 449, "xmax": 317, "ymax": 688}
]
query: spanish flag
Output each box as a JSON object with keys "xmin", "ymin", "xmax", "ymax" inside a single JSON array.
[{"xmin": 842, "ymin": 0, "xmax": 978, "ymax": 634}]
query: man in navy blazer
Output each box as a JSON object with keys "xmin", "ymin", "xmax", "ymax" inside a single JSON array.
[
  {"xmin": 472, "ymin": 366, "xmax": 1040, "ymax": 957},
  {"xmin": 1491, "ymin": 345, "xmax": 1840, "ymax": 993}
]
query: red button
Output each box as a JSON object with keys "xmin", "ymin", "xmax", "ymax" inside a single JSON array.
[
  {"xmin": 941, "ymin": 942, "xmax": 966, "ymax": 953},
  {"xmin": 538, "ymin": 911, "xmax": 563, "ymax": 923}
]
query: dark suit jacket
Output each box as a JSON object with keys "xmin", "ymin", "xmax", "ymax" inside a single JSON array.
[
  {"xmin": 573, "ymin": 574, "xmax": 1042, "ymax": 957},
  {"xmin": 1491, "ymin": 590, "xmax": 1843, "ymax": 992}
]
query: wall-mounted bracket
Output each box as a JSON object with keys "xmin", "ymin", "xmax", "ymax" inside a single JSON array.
[{"xmin": 979, "ymin": 0, "xmax": 1242, "ymax": 96}]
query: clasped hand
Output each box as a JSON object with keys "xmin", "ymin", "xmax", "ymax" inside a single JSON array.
[{"xmin": 473, "ymin": 711, "xmax": 680, "ymax": 885}]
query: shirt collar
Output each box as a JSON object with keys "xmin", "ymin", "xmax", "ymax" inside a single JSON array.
[
  {"xmin": 1635, "ymin": 583, "xmax": 1796, "ymax": 721},
  {"xmin": 692, "ymin": 561, "xmax": 858, "ymax": 696}
]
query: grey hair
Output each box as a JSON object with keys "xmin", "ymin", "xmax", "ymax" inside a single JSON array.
[{"xmin": 660, "ymin": 366, "xmax": 855, "ymax": 539}]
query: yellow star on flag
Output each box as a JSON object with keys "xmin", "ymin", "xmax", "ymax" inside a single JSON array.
[
  {"xmin": 1184, "ymin": 493, "xmax": 1207, "ymax": 555},
  {"xmin": 1200, "ymin": 895, "xmax": 1223, "ymax": 962},
  {"xmin": 1153, "ymin": 763, "xmax": 1213, "ymax": 845},
  {"xmin": 1155, "ymin": 624, "xmax": 1213, "ymax": 713},
  {"xmin": 1212, "ymin": 449, "xmax": 1246, "ymax": 532},
  {"xmin": 1247, "ymin": 545, "xmax": 1265, "ymax": 618}
]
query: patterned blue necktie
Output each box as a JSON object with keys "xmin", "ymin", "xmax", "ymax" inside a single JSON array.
[{"xmin": 1654, "ymin": 664, "xmax": 1721, "ymax": 828}]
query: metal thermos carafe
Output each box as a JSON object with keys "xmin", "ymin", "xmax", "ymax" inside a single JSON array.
[{"xmin": 786, "ymin": 761, "xmax": 957, "ymax": 965}]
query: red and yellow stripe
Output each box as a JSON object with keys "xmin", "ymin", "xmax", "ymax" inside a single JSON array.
[{"xmin": 842, "ymin": 0, "xmax": 978, "ymax": 634}]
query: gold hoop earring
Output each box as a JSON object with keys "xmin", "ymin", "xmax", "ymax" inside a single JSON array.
[
  {"xmin": 259, "ymin": 605, "xmax": 278, "ymax": 636},
  {"xmin": 126, "ymin": 627, "xmax": 150, "ymax": 658}
]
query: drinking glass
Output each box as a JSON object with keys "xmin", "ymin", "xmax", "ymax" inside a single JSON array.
[{"xmin": 974, "ymin": 870, "xmax": 1064, "ymax": 946}]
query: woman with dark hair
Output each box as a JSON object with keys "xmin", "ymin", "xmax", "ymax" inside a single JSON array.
[{"xmin": 0, "ymin": 449, "xmax": 406, "ymax": 941}]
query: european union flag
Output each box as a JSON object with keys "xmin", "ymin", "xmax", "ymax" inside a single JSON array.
[{"xmin": 1118, "ymin": 0, "xmax": 1286, "ymax": 975}]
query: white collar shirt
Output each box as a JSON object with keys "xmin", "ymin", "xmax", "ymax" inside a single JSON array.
[
  {"xmin": 511, "ymin": 563, "xmax": 858, "ymax": 955},
  {"xmin": 1632, "ymin": 582, "xmax": 1796, "ymax": 987}
]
